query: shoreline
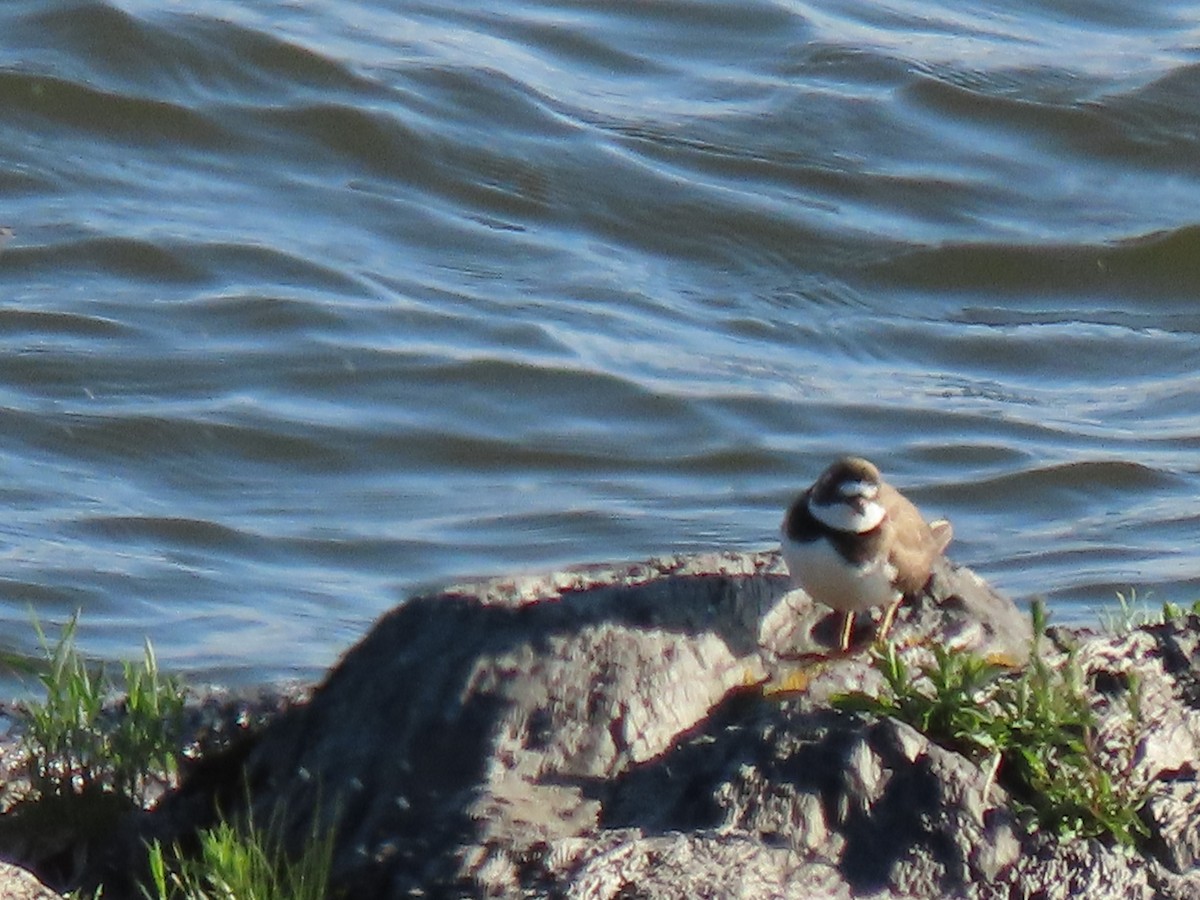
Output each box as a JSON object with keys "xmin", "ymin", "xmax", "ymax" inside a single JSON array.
[{"xmin": 1, "ymin": 551, "xmax": 1197, "ymax": 898}]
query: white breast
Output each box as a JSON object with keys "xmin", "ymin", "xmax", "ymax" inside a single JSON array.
[{"xmin": 781, "ymin": 534, "xmax": 899, "ymax": 614}]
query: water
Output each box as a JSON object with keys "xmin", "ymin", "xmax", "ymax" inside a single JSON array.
[{"xmin": 0, "ymin": 0, "xmax": 1198, "ymax": 695}]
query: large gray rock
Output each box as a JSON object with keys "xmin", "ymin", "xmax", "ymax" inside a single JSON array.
[{"xmin": 94, "ymin": 551, "xmax": 1200, "ymax": 898}]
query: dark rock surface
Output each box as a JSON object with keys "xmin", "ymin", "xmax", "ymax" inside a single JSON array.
[{"xmin": 72, "ymin": 551, "xmax": 1200, "ymax": 898}]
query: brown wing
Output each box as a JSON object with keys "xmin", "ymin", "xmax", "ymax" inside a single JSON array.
[{"xmin": 879, "ymin": 482, "xmax": 948, "ymax": 595}]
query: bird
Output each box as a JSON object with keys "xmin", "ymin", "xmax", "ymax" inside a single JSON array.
[{"xmin": 780, "ymin": 456, "xmax": 952, "ymax": 652}]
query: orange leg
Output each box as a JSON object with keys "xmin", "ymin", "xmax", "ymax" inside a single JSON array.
[
  {"xmin": 875, "ymin": 595, "xmax": 904, "ymax": 645},
  {"xmin": 839, "ymin": 611, "xmax": 855, "ymax": 652}
]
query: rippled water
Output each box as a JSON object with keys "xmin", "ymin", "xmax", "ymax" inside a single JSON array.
[{"xmin": 0, "ymin": 0, "xmax": 1198, "ymax": 694}]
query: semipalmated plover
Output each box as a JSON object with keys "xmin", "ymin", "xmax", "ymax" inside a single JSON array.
[{"xmin": 781, "ymin": 457, "xmax": 952, "ymax": 652}]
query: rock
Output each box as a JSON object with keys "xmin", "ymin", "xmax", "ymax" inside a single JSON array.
[
  {"xmin": 601, "ymin": 705, "xmax": 1022, "ymax": 897},
  {"xmin": 88, "ymin": 550, "xmax": 1200, "ymax": 898},
  {"xmin": 1144, "ymin": 780, "xmax": 1200, "ymax": 873},
  {"xmin": 0, "ymin": 862, "xmax": 62, "ymax": 900}
]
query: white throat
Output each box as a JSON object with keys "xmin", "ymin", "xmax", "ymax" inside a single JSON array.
[{"xmin": 809, "ymin": 497, "xmax": 886, "ymax": 534}]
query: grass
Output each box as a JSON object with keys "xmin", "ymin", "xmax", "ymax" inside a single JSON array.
[
  {"xmin": 1099, "ymin": 589, "xmax": 1155, "ymax": 634},
  {"xmin": 20, "ymin": 612, "xmax": 186, "ymax": 808},
  {"xmin": 835, "ymin": 601, "xmax": 1148, "ymax": 847},
  {"xmin": 144, "ymin": 810, "xmax": 337, "ymax": 900},
  {"xmin": 1100, "ymin": 588, "xmax": 1200, "ymax": 634},
  {"xmin": 8, "ymin": 613, "xmax": 337, "ymax": 900},
  {"xmin": 0, "ymin": 613, "xmax": 187, "ymax": 896}
]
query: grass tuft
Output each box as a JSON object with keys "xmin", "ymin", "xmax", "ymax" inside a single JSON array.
[
  {"xmin": 835, "ymin": 600, "xmax": 1148, "ymax": 846},
  {"xmin": 143, "ymin": 807, "xmax": 336, "ymax": 900},
  {"xmin": 9, "ymin": 614, "xmax": 338, "ymax": 899},
  {"xmin": 20, "ymin": 611, "xmax": 186, "ymax": 808},
  {"xmin": 1100, "ymin": 588, "xmax": 1200, "ymax": 634},
  {"xmin": 1100, "ymin": 589, "xmax": 1154, "ymax": 634}
]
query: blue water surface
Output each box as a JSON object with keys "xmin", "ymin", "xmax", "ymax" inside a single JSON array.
[{"xmin": 0, "ymin": 0, "xmax": 1198, "ymax": 692}]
